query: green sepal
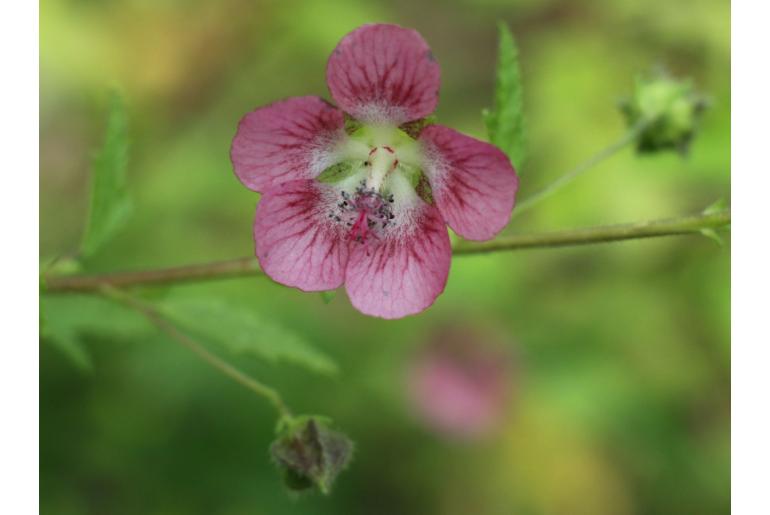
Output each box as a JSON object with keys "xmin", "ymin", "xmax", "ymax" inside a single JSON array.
[
  {"xmin": 399, "ymin": 115, "xmax": 437, "ymax": 139},
  {"xmin": 319, "ymin": 290, "xmax": 337, "ymax": 304},
  {"xmin": 270, "ymin": 415, "xmax": 354, "ymax": 495},
  {"xmin": 399, "ymin": 163, "xmax": 434, "ymax": 205},
  {"xmin": 619, "ymin": 70, "xmax": 709, "ymax": 155},
  {"xmin": 344, "ymin": 114, "xmax": 363, "ymax": 135},
  {"xmin": 415, "ymin": 173, "xmax": 434, "ymax": 204}
]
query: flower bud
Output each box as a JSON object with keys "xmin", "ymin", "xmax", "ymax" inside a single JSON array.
[
  {"xmin": 269, "ymin": 416, "xmax": 353, "ymax": 494},
  {"xmin": 619, "ymin": 72, "xmax": 708, "ymax": 154}
]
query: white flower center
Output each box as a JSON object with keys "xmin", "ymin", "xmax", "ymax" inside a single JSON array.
[
  {"xmin": 321, "ymin": 124, "xmax": 430, "ymax": 243},
  {"xmin": 365, "ymin": 146, "xmax": 398, "ymax": 191}
]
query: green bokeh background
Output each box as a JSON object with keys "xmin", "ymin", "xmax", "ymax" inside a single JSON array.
[{"xmin": 40, "ymin": 0, "xmax": 730, "ymax": 513}]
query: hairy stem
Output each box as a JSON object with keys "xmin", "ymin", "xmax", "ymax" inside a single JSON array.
[
  {"xmin": 44, "ymin": 210, "xmax": 729, "ymax": 293},
  {"xmin": 100, "ymin": 285, "xmax": 292, "ymax": 419},
  {"xmin": 511, "ymin": 119, "xmax": 650, "ymax": 218}
]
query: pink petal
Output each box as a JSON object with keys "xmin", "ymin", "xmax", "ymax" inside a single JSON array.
[
  {"xmin": 231, "ymin": 96, "xmax": 345, "ymax": 193},
  {"xmin": 344, "ymin": 205, "xmax": 451, "ymax": 319},
  {"xmin": 326, "ymin": 24, "xmax": 441, "ymax": 125},
  {"xmin": 254, "ymin": 180, "xmax": 349, "ymax": 291},
  {"xmin": 420, "ymin": 125, "xmax": 519, "ymax": 241}
]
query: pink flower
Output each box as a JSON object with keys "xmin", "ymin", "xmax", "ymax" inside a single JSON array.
[
  {"xmin": 231, "ymin": 24, "xmax": 519, "ymax": 319},
  {"xmin": 407, "ymin": 325, "xmax": 515, "ymax": 439}
]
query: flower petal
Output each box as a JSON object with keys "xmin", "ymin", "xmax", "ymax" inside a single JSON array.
[
  {"xmin": 344, "ymin": 204, "xmax": 451, "ymax": 319},
  {"xmin": 326, "ymin": 24, "xmax": 441, "ymax": 125},
  {"xmin": 231, "ymin": 96, "xmax": 345, "ymax": 192},
  {"xmin": 420, "ymin": 125, "xmax": 519, "ymax": 241},
  {"xmin": 254, "ymin": 180, "xmax": 349, "ymax": 291}
]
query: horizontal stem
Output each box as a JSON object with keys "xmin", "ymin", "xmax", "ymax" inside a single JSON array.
[
  {"xmin": 45, "ymin": 210, "xmax": 729, "ymax": 293},
  {"xmin": 100, "ymin": 285, "xmax": 292, "ymax": 418},
  {"xmin": 47, "ymin": 257, "xmax": 263, "ymax": 292},
  {"xmin": 453, "ymin": 209, "xmax": 730, "ymax": 255}
]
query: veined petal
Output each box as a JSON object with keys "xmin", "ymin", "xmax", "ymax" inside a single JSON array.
[
  {"xmin": 344, "ymin": 204, "xmax": 451, "ymax": 319},
  {"xmin": 231, "ymin": 97, "xmax": 345, "ymax": 192},
  {"xmin": 254, "ymin": 180, "xmax": 349, "ymax": 291},
  {"xmin": 326, "ymin": 24, "xmax": 441, "ymax": 125},
  {"xmin": 420, "ymin": 125, "xmax": 519, "ymax": 241}
]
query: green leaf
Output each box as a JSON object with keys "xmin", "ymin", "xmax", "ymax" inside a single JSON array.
[
  {"xmin": 40, "ymin": 294, "xmax": 147, "ymax": 371},
  {"xmin": 700, "ymin": 228, "xmax": 724, "ymax": 247},
  {"xmin": 703, "ymin": 198, "xmax": 728, "ymax": 216},
  {"xmin": 41, "ymin": 312, "xmax": 93, "ymax": 371},
  {"xmin": 483, "ymin": 22, "xmax": 526, "ymax": 170},
  {"xmin": 158, "ymin": 298, "xmax": 338, "ymax": 376},
  {"xmin": 81, "ymin": 90, "xmax": 132, "ymax": 257}
]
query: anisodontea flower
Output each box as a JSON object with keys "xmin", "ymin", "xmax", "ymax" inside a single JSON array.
[{"xmin": 231, "ymin": 24, "xmax": 519, "ymax": 319}]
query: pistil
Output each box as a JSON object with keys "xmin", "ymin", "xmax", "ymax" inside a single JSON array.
[{"xmin": 365, "ymin": 146, "xmax": 399, "ymax": 192}]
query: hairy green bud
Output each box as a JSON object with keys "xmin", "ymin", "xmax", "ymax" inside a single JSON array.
[
  {"xmin": 270, "ymin": 416, "xmax": 353, "ymax": 495},
  {"xmin": 620, "ymin": 72, "xmax": 709, "ymax": 155}
]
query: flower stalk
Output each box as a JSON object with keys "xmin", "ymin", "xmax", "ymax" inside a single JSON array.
[
  {"xmin": 510, "ymin": 118, "xmax": 652, "ymax": 218},
  {"xmin": 45, "ymin": 209, "xmax": 729, "ymax": 293}
]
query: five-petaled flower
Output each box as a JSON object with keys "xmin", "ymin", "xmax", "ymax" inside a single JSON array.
[{"xmin": 231, "ymin": 24, "xmax": 519, "ymax": 319}]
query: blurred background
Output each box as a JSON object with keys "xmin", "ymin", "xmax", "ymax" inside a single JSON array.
[{"xmin": 40, "ymin": 0, "xmax": 730, "ymax": 513}]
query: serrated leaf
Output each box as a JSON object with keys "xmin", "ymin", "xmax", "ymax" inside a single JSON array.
[
  {"xmin": 158, "ymin": 298, "xmax": 338, "ymax": 375},
  {"xmin": 81, "ymin": 91, "xmax": 132, "ymax": 257},
  {"xmin": 484, "ymin": 22, "xmax": 526, "ymax": 170}
]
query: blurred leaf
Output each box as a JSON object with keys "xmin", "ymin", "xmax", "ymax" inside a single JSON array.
[
  {"xmin": 700, "ymin": 228, "xmax": 724, "ymax": 246},
  {"xmin": 483, "ymin": 22, "xmax": 526, "ymax": 169},
  {"xmin": 81, "ymin": 91, "xmax": 132, "ymax": 257},
  {"xmin": 40, "ymin": 294, "xmax": 146, "ymax": 370},
  {"xmin": 41, "ymin": 310, "xmax": 93, "ymax": 371},
  {"xmin": 701, "ymin": 199, "xmax": 728, "ymax": 245},
  {"xmin": 158, "ymin": 298, "xmax": 338, "ymax": 375},
  {"xmin": 41, "ymin": 328, "xmax": 93, "ymax": 371},
  {"xmin": 703, "ymin": 198, "xmax": 728, "ymax": 215}
]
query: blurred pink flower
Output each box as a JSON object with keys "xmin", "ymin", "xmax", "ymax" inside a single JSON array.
[
  {"xmin": 231, "ymin": 24, "xmax": 519, "ymax": 319},
  {"xmin": 407, "ymin": 326, "xmax": 514, "ymax": 439}
]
